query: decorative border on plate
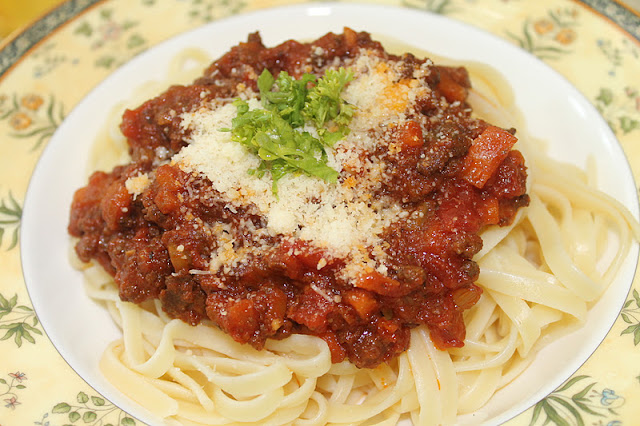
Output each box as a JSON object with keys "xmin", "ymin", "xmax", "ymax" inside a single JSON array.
[
  {"xmin": 0, "ymin": 0, "xmax": 102, "ymax": 78},
  {"xmin": 577, "ymin": 0, "xmax": 640, "ymax": 41}
]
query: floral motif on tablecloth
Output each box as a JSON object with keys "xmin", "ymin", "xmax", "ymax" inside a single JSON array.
[
  {"xmin": 1, "ymin": 371, "xmax": 27, "ymax": 410},
  {"xmin": 0, "ymin": 293, "xmax": 42, "ymax": 348},
  {"xmin": 0, "ymin": 192, "xmax": 21, "ymax": 251},
  {"xmin": 401, "ymin": 0, "xmax": 457, "ymax": 14},
  {"xmin": 184, "ymin": 0, "xmax": 248, "ymax": 23},
  {"xmin": 30, "ymin": 41, "xmax": 80, "ymax": 79},
  {"xmin": 620, "ymin": 289, "xmax": 640, "ymax": 345},
  {"xmin": 594, "ymin": 86, "xmax": 640, "ymax": 136},
  {"xmin": 0, "ymin": 93, "xmax": 65, "ymax": 151},
  {"xmin": 529, "ymin": 375, "xmax": 625, "ymax": 425},
  {"xmin": 597, "ymin": 37, "xmax": 639, "ymax": 77},
  {"xmin": 506, "ymin": 7, "xmax": 579, "ymax": 60},
  {"xmin": 73, "ymin": 7, "xmax": 147, "ymax": 69},
  {"xmin": 35, "ymin": 392, "xmax": 136, "ymax": 426}
]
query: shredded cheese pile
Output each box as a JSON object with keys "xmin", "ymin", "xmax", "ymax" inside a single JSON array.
[{"xmin": 128, "ymin": 51, "xmax": 433, "ymax": 279}]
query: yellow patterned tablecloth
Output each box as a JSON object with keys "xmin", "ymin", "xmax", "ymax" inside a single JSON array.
[{"xmin": 1, "ymin": 0, "xmax": 639, "ymax": 425}]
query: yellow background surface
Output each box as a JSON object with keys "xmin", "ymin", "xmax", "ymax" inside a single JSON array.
[{"xmin": 0, "ymin": 0, "xmax": 66, "ymax": 37}]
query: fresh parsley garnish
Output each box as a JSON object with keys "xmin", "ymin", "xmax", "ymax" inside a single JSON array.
[{"xmin": 229, "ymin": 67, "xmax": 354, "ymax": 195}]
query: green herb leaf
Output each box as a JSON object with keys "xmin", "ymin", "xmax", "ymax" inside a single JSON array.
[
  {"xmin": 229, "ymin": 67, "xmax": 353, "ymax": 195},
  {"xmin": 259, "ymin": 69, "xmax": 315, "ymax": 127},
  {"xmin": 304, "ymin": 67, "xmax": 354, "ymax": 140}
]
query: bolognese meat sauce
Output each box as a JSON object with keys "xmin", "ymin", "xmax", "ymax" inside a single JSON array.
[{"xmin": 69, "ymin": 29, "xmax": 529, "ymax": 369}]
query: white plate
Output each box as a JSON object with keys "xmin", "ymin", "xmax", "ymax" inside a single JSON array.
[{"xmin": 21, "ymin": 3, "xmax": 639, "ymax": 425}]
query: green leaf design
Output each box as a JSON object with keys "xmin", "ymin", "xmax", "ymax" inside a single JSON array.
[
  {"xmin": 69, "ymin": 411, "xmax": 81, "ymax": 422},
  {"xmin": 95, "ymin": 56, "xmax": 116, "ymax": 68},
  {"xmin": 402, "ymin": 0, "xmax": 455, "ymax": 14},
  {"xmin": 530, "ymin": 373, "xmax": 626, "ymax": 425},
  {"xmin": 530, "ymin": 401, "xmax": 544, "ymax": 425},
  {"xmin": 571, "ymin": 381, "xmax": 595, "ymax": 400},
  {"xmin": 82, "ymin": 411, "xmax": 97, "ymax": 423},
  {"xmin": 634, "ymin": 327, "xmax": 640, "ymax": 345},
  {"xmin": 595, "ymin": 86, "xmax": 640, "ymax": 136},
  {"xmin": 21, "ymin": 327, "xmax": 36, "ymax": 344},
  {"xmin": 47, "ymin": 391, "xmax": 135, "ymax": 425},
  {"xmin": 542, "ymin": 400, "xmax": 570, "ymax": 426},
  {"xmin": 99, "ymin": 8, "xmax": 114, "ymax": 19},
  {"xmin": 621, "ymin": 289, "xmax": 640, "ymax": 344},
  {"xmin": 548, "ymin": 395, "xmax": 584, "ymax": 426},
  {"xmin": 0, "ymin": 294, "xmax": 42, "ymax": 348},
  {"xmin": 554, "ymin": 375, "xmax": 588, "ymax": 393},
  {"xmin": 619, "ymin": 116, "xmax": 640, "ymax": 134},
  {"xmin": 0, "ymin": 192, "xmax": 22, "ymax": 250},
  {"xmin": 0, "ymin": 323, "xmax": 23, "ymax": 346},
  {"xmin": 53, "ymin": 402, "xmax": 72, "ymax": 413},
  {"xmin": 596, "ymin": 88, "xmax": 614, "ymax": 106},
  {"xmin": 75, "ymin": 22, "xmax": 93, "ymax": 37},
  {"xmin": 23, "ymin": 322, "xmax": 42, "ymax": 334},
  {"xmin": 573, "ymin": 399, "xmax": 603, "ymax": 417},
  {"xmin": 127, "ymin": 34, "xmax": 145, "ymax": 50},
  {"xmin": 77, "ymin": 391, "xmax": 89, "ymax": 404},
  {"xmin": 91, "ymin": 396, "xmax": 106, "ymax": 406}
]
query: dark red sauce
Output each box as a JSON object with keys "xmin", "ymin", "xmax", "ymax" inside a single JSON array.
[{"xmin": 68, "ymin": 29, "xmax": 529, "ymax": 368}]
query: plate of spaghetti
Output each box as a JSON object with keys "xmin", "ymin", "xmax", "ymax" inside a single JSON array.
[{"xmin": 21, "ymin": 3, "xmax": 640, "ymax": 425}]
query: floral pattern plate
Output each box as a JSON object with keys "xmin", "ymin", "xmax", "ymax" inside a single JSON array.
[{"xmin": 1, "ymin": 1, "xmax": 639, "ymax": 425}]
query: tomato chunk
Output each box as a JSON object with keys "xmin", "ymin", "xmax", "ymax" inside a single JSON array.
[
  {"xmin": 461, "ymin": 126, "xmax": 518, "ymax": 188},
  {"xmin": 396, "ymin": 120, "xmax": 423, "ymax": 149}
]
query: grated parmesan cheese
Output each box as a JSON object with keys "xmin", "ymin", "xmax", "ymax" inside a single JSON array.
[
  {"xmin": 124, "ymin": 172, "xmax": 151, "ymax": 199},
  {"xmin": 173, "ymin": 50, "xmax": 427, "ymax": 279}
]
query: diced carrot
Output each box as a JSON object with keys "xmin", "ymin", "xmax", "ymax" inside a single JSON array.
[
  {"xmin": 344, "ymin": 289, "xmax": 379, "ymax": 319},
  {"xmin": 353, "ymin": 271, "xmax": 401, "ymax": 296},
  {"xmin": 153, "ymin": 165, "xmax": 184, "ymax": 214},
  {"xmin": 478, "ymin": 197, "xmax": 500, "ymax": 225},
  {"xmin": 461, "ymin": 126, "xmax": 518, "ymax": 188},
  {"xmin": 100, "ymin": 181, "xmax": 131, "ymax": 231},
  {"xmin": 437, "ymin": 67, "xmax": 468, "ymax": 104},
  {"xmin": 166, "ymin": 242, "xmax": 190, "ymax": 272},
  {"xmin": 395, "ymin": 120, "xmax": 423, "ymax": 149}
]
